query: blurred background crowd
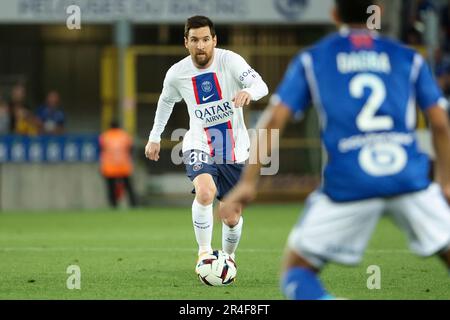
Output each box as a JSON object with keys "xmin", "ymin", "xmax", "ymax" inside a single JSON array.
[
  {"xmin": 405, "ymin": 0, "xmax": 450, "ymax": 99},
  {"xmin": 0, "ymin": 0, "xmax": 448, "ymax": 210},
  {"xmin": 1, "ymin": 0, "xmax": 449, "ymax": 139},
  {"xmin": 0, "ymin": 85, "xmax": 65, "ymax": 136}
]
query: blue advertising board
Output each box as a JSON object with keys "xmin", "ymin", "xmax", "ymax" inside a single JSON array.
[{"xmin": 0, "ymin": 135, "xmax": 100, "ymax": 163}]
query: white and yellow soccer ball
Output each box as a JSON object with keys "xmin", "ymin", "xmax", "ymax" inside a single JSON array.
[{"xmin": 195, "ymin": 250, "xmax": 237, "ymax": 286}]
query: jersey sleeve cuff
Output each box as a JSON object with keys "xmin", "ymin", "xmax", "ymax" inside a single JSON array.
[
  {"xmin": 242, "ymin": 88, "xmax": 255, "ymax": 100},
  {"xmin": 148, "ymin": 133, "xmax": 161, "ymax": 143},
  {"xmin": 437, "ymin": 97, "xmax": 449, "ymax": 111}
]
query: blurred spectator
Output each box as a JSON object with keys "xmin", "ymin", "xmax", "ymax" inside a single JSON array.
[
  {"xmin": 9, "ymin": 84, "xmax": 26, "ymax": 106},
  {"xmin": 412, "ymin": 0, "xmax": 436, "ymax": 23},
  {"xmin": 12, "ymin": 106, "xmax": 38, "ymax": 135},
  {"xmin": 0, "ymin": 98, "xmax": 10, "ymax": 135},
  {"xmin": 99, "ymin": 120, "xmax": 137, "ymax": 208},
  {"xmin": 36, "ymin": 90, "xmax": 65, "ymax": 135},
  {"xmin": 417, "ymin": 0, "xmax": 435, "ymax": 14},
  {"xmin": 9, "ymin": 84, "xmax": 38, "ymax": 136},
  {"xmin": 406, "ymin": 0, "xmax": 437, "ymax": 45}
]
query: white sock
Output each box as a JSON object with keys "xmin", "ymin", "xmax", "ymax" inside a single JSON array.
[
  {"xmin": 222, "ymin": 216, "xmax": 243, "ymax": 256},
  {"xmin": 192, "ymin": 199, "xmax": 213, "ymax": 255}
]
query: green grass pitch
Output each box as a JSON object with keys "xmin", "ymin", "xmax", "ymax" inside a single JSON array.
[{"xmin": 0, "ymin": 204, "xmax": 448, "ymax": 299}]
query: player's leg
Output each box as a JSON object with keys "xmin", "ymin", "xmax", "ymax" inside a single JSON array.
[
  {"xmin": 281, "ymin": 248, "xmax": 328, "ymax": 300},
  {"xmin": 438, "ymin": 248, "xmax": 450, "ymax": 272},
  {"xmin": 281, "ymin": 191, "xmax": 385, "ymax": 300},
  {"xmin": 184, "ymin": 150, "xmax": 219, "ymax": 257},
  {"xmin": 192, "ymin": 173, "xmax": 217, "ymax": 256},
  {"xmin": 216, "ymin": 163, "xmax": 245, "ymax": 258},
  {"xmin": 219, "ymin": 201, "xmax": 243, "ymax": 258},
  {"xmin": 387, "ymin": 183, "xmax": 450, "ymax": 273}
]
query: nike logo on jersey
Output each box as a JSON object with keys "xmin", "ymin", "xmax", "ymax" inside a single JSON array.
[
  {"xmin": 192, "ymin": 72, "xmax": 223, "ymax": 105},
  {"xmin": 202, "ymin": 94, "xmax": 215, "ymax": 102}
]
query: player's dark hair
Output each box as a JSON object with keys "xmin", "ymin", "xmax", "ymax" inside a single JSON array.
[
  {"xmin": 335, "ymin": 0, "xmax": 376, "ymax": 24},
  {"xmin": 184, "ymin": 15, "xmax": 216, "ymax": 38}
]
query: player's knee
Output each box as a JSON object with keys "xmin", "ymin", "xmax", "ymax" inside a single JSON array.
[
  {"xmin": 195, "ymin": 186, "xmax": 216, "ymax": 205},
  {"xmin": 223, "ymin": 215, "xmax": 239, "ymax": 228},
  {"xmin": 282, "ymin": 249, "xmax": 319, "ymax": 273},
  {"xmin": 222, "ymin": 213, "xmax": 241, "ymax": 227},
  {"xmin": 438, "ymin": 245, "xmax": 450, "ymax": 267}
]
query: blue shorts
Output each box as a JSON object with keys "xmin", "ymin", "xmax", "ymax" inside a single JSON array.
[{"xmin": 184, "ymin": 150, "xmax": 244, "ymax": 201}]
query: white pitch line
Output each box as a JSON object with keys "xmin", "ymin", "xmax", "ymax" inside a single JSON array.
[{"xmin": 0, "ymin": 247, "xmax": 411, "ymax": 253}]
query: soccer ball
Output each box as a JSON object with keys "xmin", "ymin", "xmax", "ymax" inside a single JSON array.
[{"xmin": 195, "ymin": 250, "xmax": 237, "ymax": 286}]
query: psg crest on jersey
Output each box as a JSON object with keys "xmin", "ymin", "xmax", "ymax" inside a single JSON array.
[
  {"xmin": 201, "ymin": 81, "xmax": 212, "ymax": 93},
  {"xmin": 192, "ymin": 72, "xmax": 223, "ymax": 105}
]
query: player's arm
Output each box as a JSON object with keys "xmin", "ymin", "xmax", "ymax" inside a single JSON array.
[
  {"xmin": 222, "ymin": 102, "xmax": 292, "ymax": 209},
  {"xmin": 145, "ymin": 69, "xmax": 181, "ymax": 161},
  {"xmin": 427, "ymin": 105, "xmax": 450, "ymax": 201},
  {"xmin": 413, "ymin": 54, "xmax": 450, "ymax": 201},
  {"xmin": 227, "ymin": 51, "xmax": 269, "ymax": 107},
  {"xmin": 413, "ymin": 53, "xmax": 450, "ymax": 201},
  {"xmin": 145, "ymin": 96, "xmax": 175, "ymax": 161},
  {"xmin": 220, "ymin": 53, "xmax": 311, "ymax": 218}
]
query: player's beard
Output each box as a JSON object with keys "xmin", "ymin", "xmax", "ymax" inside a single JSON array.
[{"xmin": 194, "ymin": 51, "xmax": 211, "ymax": 67}]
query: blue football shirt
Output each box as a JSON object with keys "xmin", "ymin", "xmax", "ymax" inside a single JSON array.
[{"xmin": 275, "ymin": 28, "xmax": 447, "ymax": 201}]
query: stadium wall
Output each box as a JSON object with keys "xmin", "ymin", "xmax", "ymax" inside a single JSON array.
[{"xmin": 0, "ymin": 163, "xmax": 107, "ymax": 210}]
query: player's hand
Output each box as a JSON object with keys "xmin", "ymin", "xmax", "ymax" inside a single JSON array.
[
  {"xmin": 145, "ymin": 141, "xmax": 160, "ymax": 161},
  {"xmin": 232, "ymin": 91, "xmax": 252, "ymax": 108},
  {"xmin": 219, "ymin": 181, "xmax": 257, "ymax": 220}
]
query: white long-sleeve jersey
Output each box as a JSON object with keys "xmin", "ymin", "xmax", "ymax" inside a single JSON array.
[{"xmin": 149, "ymin": 48, "xmax": 268, "ymax": 163}]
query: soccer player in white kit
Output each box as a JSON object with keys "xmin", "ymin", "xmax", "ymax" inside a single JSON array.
[{"xmin": 145, "ymin": 16, "xmax": 268, "ymax": 268}]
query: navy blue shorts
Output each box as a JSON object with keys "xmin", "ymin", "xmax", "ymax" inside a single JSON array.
[{"xmin": 184, "ymin": 150, "xmax": 244, "ymax": 201}]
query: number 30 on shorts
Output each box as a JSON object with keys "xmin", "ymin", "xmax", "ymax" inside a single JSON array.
[{"xmin": 188, "ymin": 150, "xmax": 209, "ymax": 165}]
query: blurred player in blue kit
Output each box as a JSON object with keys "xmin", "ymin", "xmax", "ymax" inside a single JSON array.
[{"xmin": 220, "ymin": 0, "xmax": 450, "ymax": 299}]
